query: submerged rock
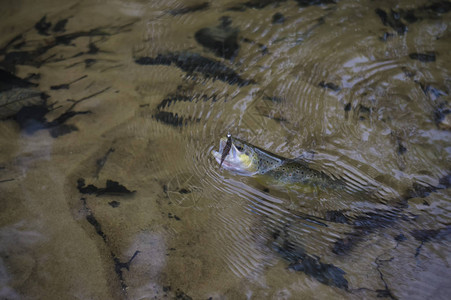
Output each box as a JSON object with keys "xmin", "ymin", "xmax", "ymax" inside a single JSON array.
[
  {"xmin": 77, "ymin": 178, "xmax": 135, "ymax": 196},
  {"xmin": 272, "ymin": 12, "xmax": 286, "ymax": 24},
  {"xmin": 274, "ymin": 239, "xmax": 349, "ymax": 290},
  {"xmin": 375, "ymin": 8, "xmax": 407, "ymax": 35},
  {"xmin": 319, "ymin": 81, "xmax": 341, "ymax": 92},
  {"xmin": 194, "ymin": 17, "xmax": 239, "ymax": 59},
  {"xmin": 168, "ymin": 2, "xmax": 209, "ymax": 15},
  {"xmin": 409, "ymin": 52, "xmax": 436, "ymax": 62},
  {"xmin": 295, "ymin": 0, "xmax": 336, "ymax": 7},
  {"xmin": 135, "ymin": 52, "xmax": 254, "ymax": 86}
]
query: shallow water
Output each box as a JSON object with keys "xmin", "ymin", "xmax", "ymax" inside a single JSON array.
[{"xmin": 0, "ymin": 0, "xmax": 450, "ymax": 299}]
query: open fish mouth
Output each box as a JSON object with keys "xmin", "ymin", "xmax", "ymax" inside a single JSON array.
[{"xmin": 211, "ymin": 137, "xmax": 258, "ymax": 176}]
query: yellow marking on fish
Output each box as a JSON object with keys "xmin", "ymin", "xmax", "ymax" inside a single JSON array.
[{"xmin": 239, "ymin": 153, "xmax": 251, "ymax": 166}]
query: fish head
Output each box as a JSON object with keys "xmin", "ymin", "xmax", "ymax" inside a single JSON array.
[{"xmin": 211, "ymin": 137, "xmax": 258, "ymax": 176}]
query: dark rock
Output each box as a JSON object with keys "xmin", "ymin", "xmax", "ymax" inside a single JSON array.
[
  {"xmin": 325, "ymin": 210, "xmax": 351, "ymax": 224},
  {"xmin": 439, "ymin": 173, "xmax": 451, "ymax": 188},
  {"xmin": 77, "ymin": 178, "xmax": 135, "ymax": 196},
  {"xmin": 409, "ymin": 52, "xmax": 436, "ymax": 62},
  {"xmin": 272, "ymin": 13, "xmax": 286, "ymax": 24},
  {"xmin": 420, "ymin": 83, "xmax": 447, "ymax": 100},
  {"xmin": 380, "ymin": 32, "xmax": 395, "ymax": 41},
  {"xmin": 424, "ymin": 1, "xmax": 451, "ymax": 14},
  {"xmin": 398, "ymin": 142, "xmax": 407, "ymax": 155},
  {"xmin": 411, "ymin": 226, "xmax": 451, "ymax": 243},
  {"xmin": 108, "ymin": 200, "xmax": 120, "ymax": 208},
  {"xmin": 50, "ymin": 83, "xmax": 70, "ymax": 90},
  {"xmin": 375, "ymin": 8, "xmax": 407, "ymax": 35},
  {"xmin": 434, "ymin": 103, "xmax": 451, "ymax": 128},
  {"xmin": 289, "ymin": 256, "xmax": 348, "ymax": 290},
  {"xmin": 194, "ymin": 17, "xmax": 239, "ymax": 59},
  {"xmin": 35, "ymin": 16, "xmax": 52, "ymax": 36},
  {"xmin": 156, "ymin": 93, "xmax": 218, "ymax": 110},
  {"xmin": 86, "ymin": 214, "xmax": 107, "ymax": 241},
  {"xmin": 400, "ymin": 9, "xmax": 418, "ymax": 23},
  {"xmin": 49, "ymin": 124, "xmax": 78, "ymax": 137},
  {"xmin": 319, "ymin": 81, "xmax": 340, "ymax": 91},
  {"xmin": 175, "ymin": 289, "xmax": 193, "ymax": 300},
  {"xmin": 154, "ymin": 111, "xmax": 187, "ymax": 127},
  {"xmin": 53, "ymin": 19, "xmax": 68, "ymax": 33},
  {"xmin": 332, "ymin": 210, "xmax": 401, "ymax": 255},
  {"xmin": 112, "ymin": 250, "xmax": 140, "ymax": 291},
  {"xmin": 168, "ymin": 213, "xmax": 181, "ymax": 221},
  {"xmin": 409, "ymin": 182, "xmax": 437, "ymax": 198},
  {"xmin": 169, "ymin": 2, "xmax": 209, "ymax": 15},
  {"xmin": 295, "ymin": 0, "xmax": 336, "ymax": 7},
  {"xmin": 87, "ymin": 42, "xmax": 100, "ymax": 54},
  {"xmin": 332, "ymin": 235, "xmax": 359, "ymax": 255},
  {"xmin": 344, "ymin": 103, "xmax": 351, "ymax": 111},
  {"xmin": 135, "ymin": 52, "xmax": 254, "ymax": 86},
  {"xmin": 394, "ymin": 233, "xmax": 407, "ymax": 242},
  {"xmin": 274, "ymin": 240, "xmax": 348, "ymax": 290},
  {"xmin": 0, "ymin": 69, "xmax": 37, "ymax": 92},
  {"xmin": 14, "ymin": 105, "xmax": 49, "ymax": 133},
  {"xmin": 238, "ymin": 0, "xmax": 288, "ymax": 10}
]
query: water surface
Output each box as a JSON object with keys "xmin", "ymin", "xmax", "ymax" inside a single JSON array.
[{"xmin": 1, "ymin": 0, "xmax": 450, "ymax": 299}]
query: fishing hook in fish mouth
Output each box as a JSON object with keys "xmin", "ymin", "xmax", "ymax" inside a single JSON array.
[{"xmin": 220, "ymin": 133, "xmax": 232, "ymax": 168}]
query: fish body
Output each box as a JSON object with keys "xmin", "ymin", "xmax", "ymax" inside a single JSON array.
[{"xmin": 212, "ymin": 137, "xmax": 343, "ymax": 190}]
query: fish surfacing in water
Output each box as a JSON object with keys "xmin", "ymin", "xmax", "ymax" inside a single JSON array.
[{"xmin": 212, "ymin": 136, "xmax": 343, "ymax": 190}]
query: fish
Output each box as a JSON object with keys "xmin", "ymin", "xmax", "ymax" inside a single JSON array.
[{"xmin": 212, "ymin": 136, "xmax": 344, "ymax": 190}]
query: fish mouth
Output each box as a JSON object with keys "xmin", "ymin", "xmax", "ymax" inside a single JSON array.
[
  {"xmin": 218, "ymin": 137, "xmax": 227, "ymax": 153},
  {"xmin": 212, "ymin": 138, "xmax": 229, "ymax": 162},
  {"xmin": 212, "ymin": 137, "xmax": 236, "ymax": 167}
]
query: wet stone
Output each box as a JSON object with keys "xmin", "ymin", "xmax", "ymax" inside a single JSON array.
[
  {"xmin": 52, "ymin": 18, "xmax": 68, "ymax": 33},
  {"xmin": 14, "ymin": 105, "xmax": 50, "ymax": 134},
  {"xmin": 108, "ymin": 200, "xmax": 120, "ymax": 208},
  {"xmin": 0, "ymin": 69, "xmax": 37, "ymax": 92},
  {"xmin": 411, "ymin": 226, "xmax": 451, "ymax": 243},
  {"xmin": 434, "ymin": 103, "xmax": 451, "ymax": 130},
  {"xmin": 375, "ymin": 8, "xmax": 407, "ymax": 35},
  {"xmin": 325, "ymin": 210, "xmax": 351, "ymax": 224},
  {"xmin": 438, "ymin": 173, "xmax": 451, "ymax": 188},
  {"xmin": 35, "ymin": 16, "xmax": 52, "ymax": 36},
  {"xmin": 344, "ymin": 103, "xmax": 351, "ymax": 111},
  {"xmin": 272, "ymin": 13, "xmax": 286, "ymax": 24},
  {"xmin": 408, "ymin": 182, "xmax": 437, "ymax": 198},
  {"xmin": 49, "ymin": 124, "xmax": 78, "ymax": 138},
  {"xmin": 380, "ymin": 32, "xmax": 395, "ymax": 41},
  {"xmin": 168, "ymin": 213, "xmax": 181, "ymax": 221},
  {"xmin": 235, "ymin": 0, "xmax": 288, "ymax": 10},
  {"xmin": 425, "ymin": 1, "xmax": 451, "ymax": 14},
  {"xmin": 274, "ymin": 240, "xmax": 349, "ymax": 290},
  {"xmin": 394, "ymin": 233, "xmax": 407, "ymax": 242},
  {"xmin": 154, "ymin": 111, "xmax": 190, "ymax": 127},
  {"xmin": 135, "ymin": 52, "xmax": 254, "ymax": 86},
  {"xmin": 295, "ymin": 0, "xmax": 336, "ymax": 7},
  {"xmin": 398, "ymin": 142, "xmax": 407, "ymax": 155},
  {"xmin": 77, "ymin": 178, "xmax": 135, "ymax": 196},
  {"xmin": 319, "ymin": 81, "xmax": 340, "ymax": 92},
  {"xmin": 175, "ymin": 289, "xmax": 193, "ymax": 300},
  {"xmin": 194, "ymin": 17, "xmax": 239, "ymax": 59},
  {"xmin": 169, "ymin": 2, "xmax": 209, "ymax": 16},
  {"xmin": 409, "ymin": 52, "xmax": 436, "ymax": 62}
]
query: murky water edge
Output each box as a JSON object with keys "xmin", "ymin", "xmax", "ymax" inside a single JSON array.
[{"xmin": 0, "ymin": 0, "xmax": 450, "ymax": 299}]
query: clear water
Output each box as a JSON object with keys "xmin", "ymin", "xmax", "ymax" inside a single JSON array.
[{"xmin": 0, "ymin": 0, "xmax": 450, "ymax": 299}]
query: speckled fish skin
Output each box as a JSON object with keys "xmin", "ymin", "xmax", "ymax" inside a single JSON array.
[{"xmin": 213, "ymin": 136, "xmax": 344, "ymax": 189}]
